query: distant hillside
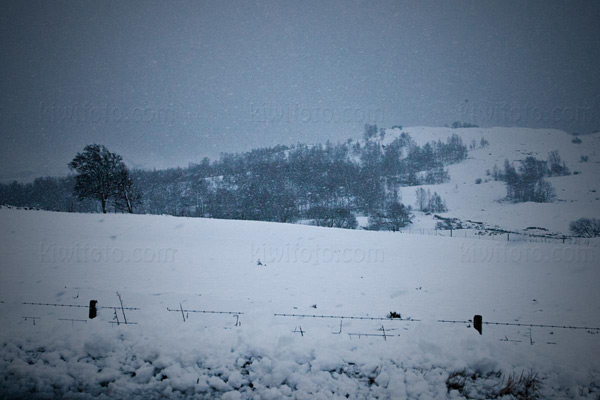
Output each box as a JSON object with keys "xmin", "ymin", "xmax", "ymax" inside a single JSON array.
[
  {"xmin": 1, "ymin": 126, "xmax": 599, "ymax": 235},
  {"xmin": 387, "ymin": 127, "xmax": 600, "ymax": 234},
  {"xmin": 0, "ymin": 126, "xmax": 468, "ymax": 221}
]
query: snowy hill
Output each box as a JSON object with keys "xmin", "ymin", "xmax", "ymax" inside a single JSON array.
[
  {"xmin": 2, "ymin": 126, "xmax": 598, "ymax": 239},
  {"xmin": 379, "ymin": 127, "xmax": 600, "ymax": 234},
  {"xmin": 1, "ymin": 208, "xmax": 599, "ymax": 398}
]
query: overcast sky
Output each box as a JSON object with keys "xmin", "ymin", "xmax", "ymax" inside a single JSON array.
[{"xmin": 1, "ymin": 0, "xmax": 599, "ymax": 181}]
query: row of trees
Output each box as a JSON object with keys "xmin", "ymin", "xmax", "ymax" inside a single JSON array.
[
  {"xmin": 307, "ymin": 207, "xmax": 358, "ymax": 229},
  {"xmin": 1, "ymin": 128, "xmax": 465, "ymax": 228},
  {"xmin": 415, "ymin": 188, "xmax": 447, "ymax": 213},
  {"xmin": 469, "ymin": 137, "xmax": 489, "ymax": 150},
  {"xmin": 367, "ymin": 202, "xmax": 413, "ymax": 232},
  {"xmin": 451, "ymin": 121, "xmax": 479, "ymax": 129}
]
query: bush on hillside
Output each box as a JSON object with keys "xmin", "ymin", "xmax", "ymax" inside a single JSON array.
[{"xmin": 569, "ymin": 218, "xmax": 600, "ymax": 237}]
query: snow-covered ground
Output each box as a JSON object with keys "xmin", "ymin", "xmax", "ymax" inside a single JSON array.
[
  {"xmin": 1, "ymin": 208, "xmax": 599, "ymax": 398},
  {"xmin": 380, "ymin": 127, "xmax": 600, "ymax": 235}
]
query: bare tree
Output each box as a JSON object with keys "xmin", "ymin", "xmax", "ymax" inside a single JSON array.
[
  {"xmin": 415, "ymin": 188, "xmax": 427, "ymax": 211},
  {"xmin": 113, "ymin": 164, "xmax": 140, "ymax": 213}
]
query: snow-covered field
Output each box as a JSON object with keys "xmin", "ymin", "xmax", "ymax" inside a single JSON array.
[
  {"xmin": 381, "ymin": 127, "xmax": 600, "ymax": 235},
  {"xmin": 1, "ymin": 208, "xmax": 599, "ymax": 398}
]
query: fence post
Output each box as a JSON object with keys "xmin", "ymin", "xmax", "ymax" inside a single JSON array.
[
  {"xmin": 473, "ymin": 315, "xmax": 482, "ymax": 335},
  {"xmin": 89, "ymin": 300, "xmax": 98, "ymax": 319}
]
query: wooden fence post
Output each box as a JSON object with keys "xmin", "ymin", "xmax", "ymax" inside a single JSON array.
[
  {"xmin": 89, "ymin": 300, "xmax": 98, "ymax": 319},
  {"xmin": 473, "ymin": 314, "xmax": 482, "ymax": 335}
]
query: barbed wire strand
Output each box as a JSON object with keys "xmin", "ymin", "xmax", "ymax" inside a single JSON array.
[
  {"xmin": 274, "ymin": 313, "xmax": 419, "ymax": 321},
  {"xmin": 167, "ymin": 307, "xmax": 243, "ymax": 315},
  {"xmin": 437, "ymin": 319, "xmax": 600, "ymax": 331},
  {"xmin": 22, "ymin": 302, "xmax": 140, "ymax": 310}
]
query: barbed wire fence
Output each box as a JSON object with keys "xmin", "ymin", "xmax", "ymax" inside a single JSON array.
[
  {"xmin": 8, "ymin": 297, "xmax": 600, "ymax": 345},
  {"xmin": 402, "ymin": 227, "xmax": 597, "ymax": 246},
  {"xmin": 19, "ymin": 292, "xmax": 141, "ymax": 326}
]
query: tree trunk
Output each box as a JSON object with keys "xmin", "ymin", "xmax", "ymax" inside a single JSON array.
[{"xmin": 124, "ymin": 192, "xmax": 133, "ymax": 213}]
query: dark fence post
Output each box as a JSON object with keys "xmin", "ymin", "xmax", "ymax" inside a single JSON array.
[
  {"xmin": 89, "ymin": 300, "xmax": 98, "ymax": 319},
  {"xmin": 473, "ymin": 314, "xmax": 482, "ymax": 335}
]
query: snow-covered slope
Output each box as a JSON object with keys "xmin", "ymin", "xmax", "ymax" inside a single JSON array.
[
  {"xmin": 0, "ymin": 208, "xmax": 599, "ymax": 398},
  {"xmin": 382, "ymin": 127, "xmax": 600, "ymax": 234}
]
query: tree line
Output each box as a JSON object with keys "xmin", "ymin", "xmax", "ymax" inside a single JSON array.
[{"xmin": 0, "ymin": 126, "xmax": 468, "ymax": 230}]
